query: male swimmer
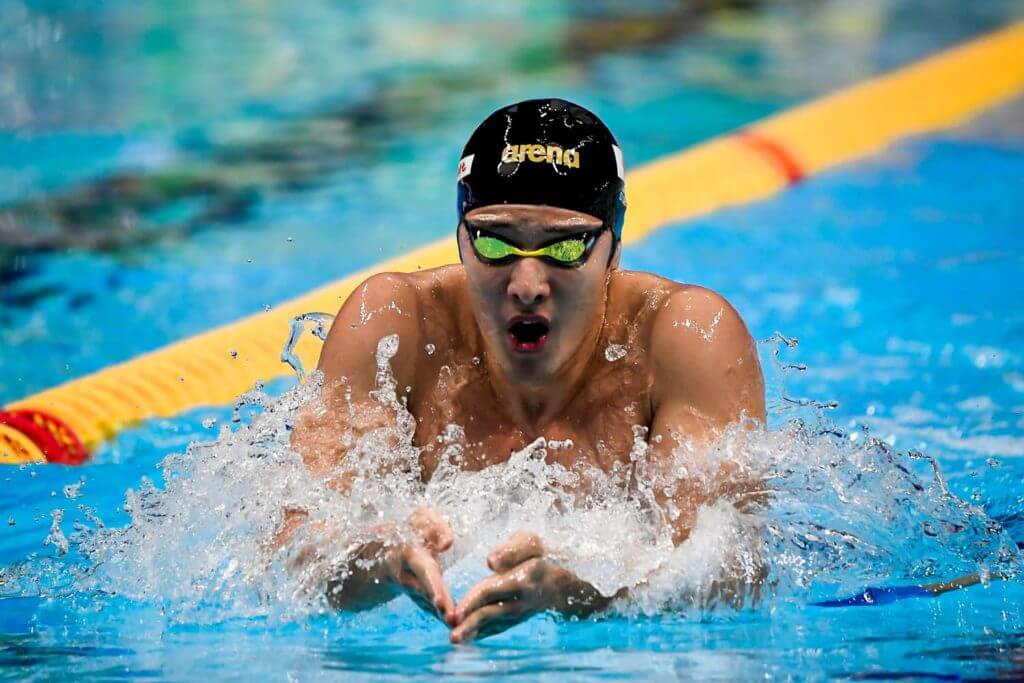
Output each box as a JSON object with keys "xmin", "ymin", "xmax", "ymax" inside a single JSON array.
[{"xmin": 286, "ymin": 98, "xmax": 766, "ymax": 642}]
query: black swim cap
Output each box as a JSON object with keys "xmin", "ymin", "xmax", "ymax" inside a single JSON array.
[{"xmin": 456, "ymin": 98, "xmax": 626, "ymax": 241}]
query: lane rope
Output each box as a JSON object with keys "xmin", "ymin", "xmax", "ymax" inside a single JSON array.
[
  {"xmin": 0, "ymin": 409, "xmax": 88, "ymax": 465},
  {"xmin": 734, "ymin": 131, "xmax": 805, "ymax": 185}
]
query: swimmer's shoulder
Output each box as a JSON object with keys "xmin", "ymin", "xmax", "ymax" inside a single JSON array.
[
  {"xmin": 609, "ymin": 269, "xmax": 751, "ymax": 353},
  {"xmin": 402, "ymin": 265, "xmax": 465, "ymax": 308},
  {"xmin": 344, "ymin": 266, "xmax": 463, "ymax": 318},
  {"xmin": 318, "ymin": 271, "xmax": 426, "ymax": 383},
  {"xmin": 610, "ymin": 270, "xmax": 763, "ymax": 420},
  {"xmin": 347, "ymin": 265, "xmax": 474, "ymax": 344},
  {"xmin": 402, "ymin": 265, "xmax": 478, "ymax": 355}
]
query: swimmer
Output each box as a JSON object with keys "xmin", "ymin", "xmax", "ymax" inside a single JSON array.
[{"xmin": 285, "ymin": 98, "xmax": 766, "ymax": 642}]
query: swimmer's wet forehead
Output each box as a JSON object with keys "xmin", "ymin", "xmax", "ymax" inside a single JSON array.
[{"xmin": 465, "ymin": 205, "xmax": 603, "ymax": 235}]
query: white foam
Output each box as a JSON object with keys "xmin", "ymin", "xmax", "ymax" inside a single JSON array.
[{"xmin": 48, "ymin": 337, "xmax": 1020, "ymax": 625}]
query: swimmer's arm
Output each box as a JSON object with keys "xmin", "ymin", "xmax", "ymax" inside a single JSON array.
[
  {"xmin": 280, "ymin": 274, "xmax": 454, "ymax": 617},
  {"xmin": 290, "ymin": 271, "xmax": 423, "ymax": 479},
  {"xmin": 647, "ymin": 287, "xmax": 767, "ymax": 544}
]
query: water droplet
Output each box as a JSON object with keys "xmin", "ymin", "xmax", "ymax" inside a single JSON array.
[
  {"xmin": 987, "ymin": 458, "xmax": 1001, "ymax": 468},
  {"xmin": 7, "ymin": 517, "xmax": 14, "ymax": 526},
  {"xmin": 471, "ymin": 356, "xmax": 481, "ymax": 366},
  {"xmin": 425, "ymin": 343, "xmax": 436, "ymax": 355},
  {"xmin": 43, "ymin": 509, "xmax": 68, "ymax": 556},
  {"xmin": 229, "ymin": 349, "xmax": 238, "ymax": 359},
  {"xmin": 605, "ymin": 344, "xmax": 627, "ymax": 362},
  {"xmin": 281, "ymin": 312, "xmax": 336, "ymax": 379},
  {"xmin": 376, "ymin": 334, "xmax": 400, "ymax": 362},
  {"xmin": 263, "ymin": 304, "xmax": 272, "ymax": 312},
  {"xmin": 202, "ymin": 417, "xmax": 217, "ymax": 429},
  {"xmin": 286, "ymin": 236, "xmax": 294, "ymax": 242},
  {"xmin": 62, "ymin": 478, "xmax": 84, "ymax": 499}
]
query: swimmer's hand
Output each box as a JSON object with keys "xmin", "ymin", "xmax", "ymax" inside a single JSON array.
[
  {"xmin": 327, "ymin": 507, "xmax": 456, "ymax": 625},
  {"xmin": 450, "ymin": 531, "xmax": 621, "ymax": 643}
]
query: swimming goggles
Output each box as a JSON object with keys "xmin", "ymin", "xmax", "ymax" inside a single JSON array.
[{"xmin": 466, "ymin": 228, "xmax": 601, "ymax": 268}]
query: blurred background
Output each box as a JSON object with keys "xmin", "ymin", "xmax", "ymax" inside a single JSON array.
[{"xmin": 2, "ymin": 0, "xmax": 1021, "ymax": 406}]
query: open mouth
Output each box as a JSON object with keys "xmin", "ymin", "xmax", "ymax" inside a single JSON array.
[{"xmin": 507, "ymin": 315, "xmax": 550, "ymax": 353}]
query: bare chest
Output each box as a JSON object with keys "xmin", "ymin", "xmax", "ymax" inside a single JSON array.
[{"xmin": 411, "ymin": 361, "xmax": 652, "ymax": 479}]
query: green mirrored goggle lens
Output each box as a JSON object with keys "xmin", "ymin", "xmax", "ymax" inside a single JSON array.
[
  {"xmin": 472, "ymin": 235, "xmax": 517, "ymax": 260},
  {"xmin": 471, "ymin": 233, "xmax": 589, "ymax": 265},
  {"xmin": 544, "ymin": 237, "xmax": 586, "ymax": 263}
]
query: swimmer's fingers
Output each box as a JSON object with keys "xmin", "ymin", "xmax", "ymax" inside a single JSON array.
[
  {"xmin": 400, "ymin": 546, "xmax": 454, "ymax": 624},
  {"xmin": 454, "ymin": 570, "xmax": 527, "ymax": 625},
  {"xmin": 450, "ymin": 602, "xmax": 527, "ymax": 643},
  {"xmin": 408, "ymin": 506, "xmax": 454, "ymax": 553},
  {"xmin": 487, "ymin": 531, "xmax": 543, "ymax": 572}
]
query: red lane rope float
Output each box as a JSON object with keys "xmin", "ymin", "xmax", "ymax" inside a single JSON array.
[
  {"xmin": 0, "ymin": 409, "xmax": 89, "ymax": 465},
  {"xmin": 734, "ymin": 130, "xmax": 806, "ymax": 185}
]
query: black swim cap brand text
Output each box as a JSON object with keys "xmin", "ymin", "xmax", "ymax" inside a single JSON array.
[{"xmin": 500, "ymin": 144, "xmax": 580, "ymax": 169}]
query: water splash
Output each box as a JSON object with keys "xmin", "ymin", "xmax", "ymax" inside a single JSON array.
[
  {"xmin": 281, "ymin": 312, "xmax": 335, "ymax": 380},
  {"xmin": 62, "ymin": 477, "xmax": 85, "ymax": 500},
  {"xmin": 43, "ymin": 509, "xmax": 69, "ymax": 556},
  {"xmin": 15, "ymin": 333, "xmax": 1020, "ymax": 627},
  {"xmin": 762, "ymin": 332, "xmax": 839, "ymax": 421},
  {"xmin": 604, "ymin": 343, "xmax": 627, "ymax": 362}
]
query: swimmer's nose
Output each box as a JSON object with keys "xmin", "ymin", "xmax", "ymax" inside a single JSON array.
[{"xmin": 507, "ymin": 257, "xmax": 550, "ymax": 307}]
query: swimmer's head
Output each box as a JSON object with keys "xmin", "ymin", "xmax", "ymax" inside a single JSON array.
[
  {"xmin": 456, "ymin": 98, "xmax": 626, "ymax": 249},
  {"xmin": 454, "ymin": 99, "xmax": 625, "ymax": 379}
]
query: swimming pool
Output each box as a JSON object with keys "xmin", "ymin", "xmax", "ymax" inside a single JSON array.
[{"xmin": 3, "ymin": 1, "xmax": 1024, "ymax": 679}]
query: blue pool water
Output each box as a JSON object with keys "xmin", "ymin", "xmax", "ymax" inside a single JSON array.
[{"xmin": 3, "ymin": 1, "xmax": 1024, "ymax": 679}]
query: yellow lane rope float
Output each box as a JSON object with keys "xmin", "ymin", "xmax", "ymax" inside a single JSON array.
[{"xmin": 3, "ymin": 21, "xmax": 1023, "ymax": 465}]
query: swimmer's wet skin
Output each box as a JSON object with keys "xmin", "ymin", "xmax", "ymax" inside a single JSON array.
[{"xmin": 285, "ymin": 98, "xmax": 770, "ymax": 643}]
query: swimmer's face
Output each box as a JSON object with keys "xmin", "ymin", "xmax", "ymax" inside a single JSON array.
[{"xmin": 459, "ymin": 204, "xmax": 617, "ymax": 381}]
